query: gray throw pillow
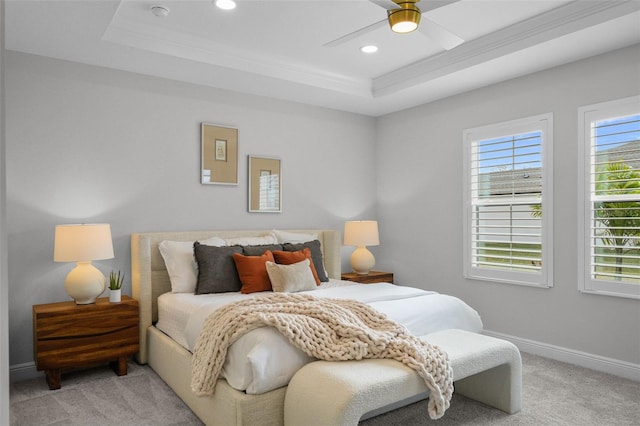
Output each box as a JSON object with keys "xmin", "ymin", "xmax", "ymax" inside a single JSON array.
[
  {"xmin": 242, "ymin": 244, "xmax": 283, "ymax": 256},
  {"xmin": 282, "ymin": 240, "xmax": 328, "ymax": 282},
  {"xmin": 193, "ymin": 242, "xmax": 243, "ymax": 294}
]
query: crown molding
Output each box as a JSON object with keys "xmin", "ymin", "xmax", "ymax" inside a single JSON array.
[{"xmin": 102, "ymin": 16, "xmax": 372, "ymax": 99}]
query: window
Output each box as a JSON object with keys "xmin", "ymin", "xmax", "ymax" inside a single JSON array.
[
  {"xmin": 463, "ymin": 114, "xmax": 553, "ymax": 287},
  {"xmin": 578, "ymin": 96, "xmax": 640, "ymax": 299}
]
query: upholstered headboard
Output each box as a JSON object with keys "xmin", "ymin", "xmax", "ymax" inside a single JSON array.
[{"xmin": 131, "ymin": 229, "xmax": 342, "ymax": 363}]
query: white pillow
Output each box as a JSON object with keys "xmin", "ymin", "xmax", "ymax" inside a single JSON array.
[
  {"xmin": 224, "ymin": 233, "xmax": 277, "ymax": 246},
  {"xmin": 159, "ymin": 237, "xmax": 226, "ymax": 293},
  {"xmin": 265, "ymin": 259, "xmax": 317, "ymax": 293},
  {"xmin": 272, "ymin": 230, "xmax": 318, "ymax": 244}
]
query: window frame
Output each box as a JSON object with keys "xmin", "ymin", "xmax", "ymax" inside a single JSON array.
[
  {"xmin": 463, "ymin": 113, "xmax": 554, "ymax": 288},
  {"xmin": 578, "ymin": 96, "xmax": 640, "ymax": 299}
]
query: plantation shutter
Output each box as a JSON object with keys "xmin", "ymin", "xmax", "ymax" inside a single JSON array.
[
  {"xmin": 464, "ymin": 114, "xmax": 552, "ymax": 287},
  {"xmin": 589, "ymin": 113, "xmax": 640, "ymax": 283}
]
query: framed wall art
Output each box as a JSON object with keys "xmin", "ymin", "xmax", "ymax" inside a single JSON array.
[
  {"xmin": 201, "ymin": 123, "xmax": 238, "ymax": 185},
  {"xmin": 248, "ymin": 156, "xmax": 281, "ymax": 213}
]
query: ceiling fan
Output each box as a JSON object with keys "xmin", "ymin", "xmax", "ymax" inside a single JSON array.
[{"xmin": 325, "ymin": 0, "xmax": 464, "ymax": 50}]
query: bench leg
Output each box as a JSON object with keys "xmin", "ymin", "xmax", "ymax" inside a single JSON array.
[{"xmin": 454, "ymin": 361, "xmax": 522, "ymax": 414}]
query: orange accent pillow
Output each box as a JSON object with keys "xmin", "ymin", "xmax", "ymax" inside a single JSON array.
[
  {"xmin": 233, "ymin": 250, "xmax": 274, "ymax": 294},
  {"xmin": 272, "ymin": 248, "xmax": 320, "ymax": 285}
]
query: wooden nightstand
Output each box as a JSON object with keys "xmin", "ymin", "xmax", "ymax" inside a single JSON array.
[
  {"xmin": 341, "ymin": 270, "xmax": 394, "ymax": 284},
  {"xmin": 33, "ymin": 295, "xmax": 139, "ymax": 390}
]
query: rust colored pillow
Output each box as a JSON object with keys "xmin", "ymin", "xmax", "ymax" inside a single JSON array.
[
  {"xmin": 273, "ymin": 248, "xmax": 320, "ymax": 285},
  {"xmin": 233, "ymin": 250, "xmax": 274, "ymax": 294}
]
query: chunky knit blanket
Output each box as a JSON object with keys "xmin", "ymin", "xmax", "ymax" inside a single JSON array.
[{"xmin": 191, "ymin": 292, "xmax": 454, "ymax": 420}]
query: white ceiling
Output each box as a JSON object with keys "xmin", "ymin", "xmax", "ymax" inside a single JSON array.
[{"xmin": 5, "ymin": 0, "xmax": 640, "ymax": 116}]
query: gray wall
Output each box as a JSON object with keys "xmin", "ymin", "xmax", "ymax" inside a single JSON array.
[
  {"xmin": 375, "ymin": 45, "xmax": 640, "ymax": 365},
  {"xmin": 5, "ymin": 51, "xmax": 376, "ymax": 366}
]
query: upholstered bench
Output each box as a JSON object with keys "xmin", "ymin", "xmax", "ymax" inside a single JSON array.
[{"xmin": 284, "ymin": 329, "xmax": 522, "ymax": 426}]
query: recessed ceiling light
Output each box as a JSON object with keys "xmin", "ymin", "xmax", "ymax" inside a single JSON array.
[
  {"xmin": 150, "ymin": 5, "xmax": 170, "ymax": 18},
  {"xmin": 360, "ymin": 45, "xmax": 379, "ymax": 54},
  {"xmin": 215, "ymin": 0, "xmax": 237, "ymax": 10}
]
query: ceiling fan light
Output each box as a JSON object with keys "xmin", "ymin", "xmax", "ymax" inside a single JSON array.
[{"xmin": 388, "ymin": 6, "xmax": 421, "ymax": 34}]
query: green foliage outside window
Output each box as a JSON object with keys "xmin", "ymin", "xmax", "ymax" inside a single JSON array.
[{"xmin": 593, "ymin": 161, "xmax": 640, "ymax": 281}]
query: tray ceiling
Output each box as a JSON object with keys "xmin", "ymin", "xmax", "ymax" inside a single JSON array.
[{"xmin": 5, "ymin": 0, "xmax": 640, "ymax": 116}]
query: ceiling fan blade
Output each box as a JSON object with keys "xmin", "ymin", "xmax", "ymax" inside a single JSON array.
[
  {"xmin": 369, "ymin": 0, "xmax": 460, "ymax": 11},
  {"xmin": 418, "ymin": 16, "xmax": 464, "ymax": 50},
  {"xmin": 417, "ymin": 0, "xmax": 461, "ymax": 14},
  {"xmin": 324, "ymin": 18, "xmax": 388, "ymax": 47},
  {"xmin": 326, "ymin": 0, "xmax": 463, "ymax": 48},
  {"xmin": 369, "ymin": 0, "xmax": 401, "ymax": 11}
]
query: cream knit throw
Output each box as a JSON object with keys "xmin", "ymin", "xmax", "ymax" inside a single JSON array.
[{"xmin": 191, "ymin": 293, "xmax": 454, "ymax": 420}]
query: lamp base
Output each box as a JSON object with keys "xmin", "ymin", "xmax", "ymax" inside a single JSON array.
[
  {"xmin": 350, "ymin": 246, "xmax": 375, "ymax": 275},
  {"xmin": 64, "ymin": 261, "xmax": 106, "ymax": 304}
]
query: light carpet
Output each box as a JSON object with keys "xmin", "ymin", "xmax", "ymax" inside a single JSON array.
[{"xmin": 10, "ymin": 352, "xmax": 640, "ymax": 425}]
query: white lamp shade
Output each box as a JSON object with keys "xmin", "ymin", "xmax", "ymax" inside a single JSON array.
[
  {"xmin": 54, "ymin": 224, "xmax": 114, "ymax": 262},
  {"xmin": 344, "ymin": 221, "xmax": 379, "ymax": 247}
]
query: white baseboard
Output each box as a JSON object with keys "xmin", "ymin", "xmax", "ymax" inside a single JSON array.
[
  {"xmin": 9, "ymin": 362, "xmax": 38, "ymax": 383},
  {"xmin": 483, "ymin": 330, "xmax": 640, "ymax": 381}
]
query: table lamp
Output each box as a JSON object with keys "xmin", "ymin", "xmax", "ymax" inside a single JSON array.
[
  {"xmin": 344, "ymin": 220, "xmax": 379, "ymax": 275},
  {"xmin": 54, "ymin": 223, "xmax": 114, "ymax": 304}
]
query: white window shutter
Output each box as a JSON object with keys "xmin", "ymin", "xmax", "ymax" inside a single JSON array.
[{"xmin": 464, "ymin": 114, "xmax": 553, "ymax": 287}]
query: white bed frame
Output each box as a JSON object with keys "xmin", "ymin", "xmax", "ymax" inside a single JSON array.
[{"xmin": 131, "ymin": 229, "xmax": 342, "ymax": 426}]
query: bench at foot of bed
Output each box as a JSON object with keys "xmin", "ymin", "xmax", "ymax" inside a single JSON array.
[{"xmin": 284, "ymin": 329, "xmax": 522, "ymax": 426}]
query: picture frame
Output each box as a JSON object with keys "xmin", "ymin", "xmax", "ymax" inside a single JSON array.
[
  {"xmin": 248, "ymin": 156, "xmax": 281, "ymax": 213},
  {"xmin": 201, "ymin": 123, "xmax": 238, "ymax": 185}
]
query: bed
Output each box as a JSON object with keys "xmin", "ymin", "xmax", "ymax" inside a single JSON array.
[{"xmin": 131, "ymin": 229, "xmax": 483, "ymax": 425}]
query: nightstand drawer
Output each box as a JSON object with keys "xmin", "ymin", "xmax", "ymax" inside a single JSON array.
[
  {"xmin": 341, "ymin": 271, "xmax": 394, "ymax": 284},
  {"xmin": 35, "ymin": 325, "xmax": 138, "ymax": 370},
  {"xmin": 34, "ymin": 303, "xmax": 138, "ymax": 340}
]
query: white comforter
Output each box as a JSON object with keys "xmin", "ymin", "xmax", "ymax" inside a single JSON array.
[{"xmin": 156, "ymin": 280, "xmax": 482, "ymax": 394}]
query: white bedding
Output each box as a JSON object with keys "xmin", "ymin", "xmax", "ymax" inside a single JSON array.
[{"xmin": 156, "ymin": 280, "xmax": 483, "ymax": 394}]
